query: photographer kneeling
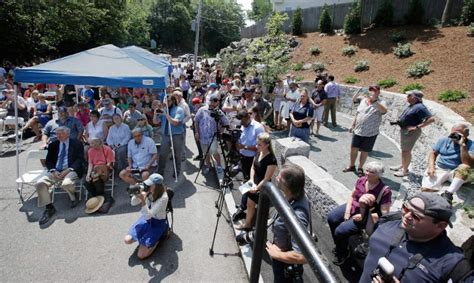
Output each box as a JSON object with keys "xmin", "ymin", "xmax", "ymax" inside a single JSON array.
[
  {"xmin": 124, "ymin": 174, "xmax": 169, "ymax": 260},
  {"xmin": 266, "ymin": 164, "xmax": 309, "ymax": 283}
]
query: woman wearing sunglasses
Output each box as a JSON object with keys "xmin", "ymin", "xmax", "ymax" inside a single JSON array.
[{"xmin": 327, "ymin": 161, "xmax": 392, "ymax": 266}]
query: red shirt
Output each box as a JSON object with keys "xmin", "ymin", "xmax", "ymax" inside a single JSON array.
[
  {"xmin": 76, "ymin": 109, "xmax": 90, "ymax": 127},
  {"xmin": 88, "ymin": 145, "xmax": 115, "ymax": 166}
]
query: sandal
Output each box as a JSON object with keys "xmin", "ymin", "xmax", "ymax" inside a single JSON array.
[
  {"xmin": 357, "ymin": 168, "xmax": 364, "ymax": 177},
  {"xmin": 342, "ymin": 166, "xmax": 356, "ymax": 173},
  {"xmin": 393, "ymin": 170, "xmax": 409, "ymax": 177}
]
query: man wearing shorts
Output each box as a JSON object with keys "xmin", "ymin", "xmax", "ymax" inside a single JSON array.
[
  {"xmin": 390, "ymin": 90, "xmax": 434, "ymax": 177},
  {"xmin": 344, "ymin": 84, "xmax": 387, "ymax": 176},
  {"xmin": 422, "ymin": 123, "xmax": 474, "ymax": 205},
  {"xmin": 194, "ymin": 93, "xmax": 229, "ymax": 175}
]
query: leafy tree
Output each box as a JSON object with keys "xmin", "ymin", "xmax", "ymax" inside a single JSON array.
[
  {"xmin": 200, "ymin": 0, "xmax": 245, "ymax": 54},
  {"xmin": 148, "ymin": 0, "xmax": 193, "ymax": 51},
  {"xmin": 405, "ymin": 0, "xmax": 424, "ymax": 25},
  {"xmin": 124, "ymin": 1, "xmax": 151, "ymax": 47},
  {"xmin": 292, "ymin": 7, "xmax": 303, "ymax": 35},
  {"xmin": 266, "ymin": 12, "xmax": 289, "ymax": 36},
  {"xmin": 319, "ymin": 5, "xmax": 332, "ymax": 33},
  {"xmin": 248, "ymin": 0, "xmax": 272, "ymax": 21},
  {"xmin": 460, "ymin": 0, "xmax": 474, "ymax": 25},
  {"xmin": 344, "ymin": 1, "xmax": 361, "ymax": 34},
  {"xmin": 374, "ymin": 0, "xmax": 393, "ymax": 27}
]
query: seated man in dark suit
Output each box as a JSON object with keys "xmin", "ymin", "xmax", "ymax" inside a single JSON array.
[{"xmin": 35, "ymin": 126, "xmax": 85, "ymax": 225}]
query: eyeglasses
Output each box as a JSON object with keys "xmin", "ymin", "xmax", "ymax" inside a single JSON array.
[{"xmin": 402, "ymin": 202, "xmax": 424, "ymax": 222}]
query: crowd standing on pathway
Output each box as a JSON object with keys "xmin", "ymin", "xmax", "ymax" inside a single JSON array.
[{"xmin": 1, "ymin": 59, "xmax": 473, "ymax": 282}]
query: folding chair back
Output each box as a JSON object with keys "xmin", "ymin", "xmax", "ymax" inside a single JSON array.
[{"xmin": 16, "ymin": 149, "xmax": 48, "ymax": 202}]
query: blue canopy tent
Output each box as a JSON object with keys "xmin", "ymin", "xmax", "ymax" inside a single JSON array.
[{"xmin": 14, "ymin": 44, "xmax": 170, "ymax": 88}]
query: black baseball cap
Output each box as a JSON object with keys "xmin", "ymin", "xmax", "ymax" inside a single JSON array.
[{"xmin": 409, "ymin": 192, "xmax": 453, "ymax": 227}]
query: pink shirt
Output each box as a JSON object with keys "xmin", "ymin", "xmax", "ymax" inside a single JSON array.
[
  {"xmin": 76, "ymin": 109, "xmax": 91, "ymax": 127},
  {"xmin": 88, "ymin": 145, "xmax": 115, "ymax": 166}
]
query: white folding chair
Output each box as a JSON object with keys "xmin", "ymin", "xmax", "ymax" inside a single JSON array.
[
  {"xmin": 84, "ymin": 167, "xmax": 115, "ymax": 199},
  {"xmin": 16, "ymin": 149, "xmax": 48, "ymax": 203},
  {"xmin": 0, "ymin": 117, "xmax": 25, "ymax": 155},
  {"xmin": 51, "ymin": 177, "xmax": 83, "ymax": 203}
]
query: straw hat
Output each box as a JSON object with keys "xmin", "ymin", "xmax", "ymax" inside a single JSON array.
[{"xmin": 84, "ymin": 196, "xmax": 105, "ymax": 214}]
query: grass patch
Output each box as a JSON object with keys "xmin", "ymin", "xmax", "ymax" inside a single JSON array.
[
  {"xmin": 295, "ymin": 75, "xmax": 304, "ymax": 82},
  {"xmin": 378, "ymin": 78, "xmax": 397, "ymax": 89},
  {"xmin": 309, "ymin": 46, "xmax": 321, "ymax": 55},
  {"xmin": 401, "ymin": 83, "xmax": 424, "ymax": 93},
  {"xmin": 438, "ymin": 90, "xmax": 468, "ymax": 102},
  {"xmin": 292, "ymin": 62, "xmax": 304, "ymax": 71},
  {"xmin": 344, "ymin": 76, "xmax": 360, "ymax": 84}
]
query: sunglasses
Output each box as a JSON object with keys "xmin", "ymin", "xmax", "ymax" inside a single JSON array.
[{"xmin": 402, "ymin": 202, "xmax": 424, "ymax": 221}]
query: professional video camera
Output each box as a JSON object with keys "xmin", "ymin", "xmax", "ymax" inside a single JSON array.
[
  {"xmin": 127, "ymin": 182, "xmax": 150, "ymax": 195},
  {"xmin": 209, "ymin": 108, "xmax": 224, "ymax": 120}
]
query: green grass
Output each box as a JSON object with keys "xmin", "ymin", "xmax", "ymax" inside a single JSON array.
[
  {"xmin": 438, "ymin": 90, "xmax": 468, "ymax": 102},
  {"xmin": 295, "ymin": 75, "xmax": 304, "ymax": 82},
  {"xmin": 400, "ymin": 83, "xmax": 424, "ymax": 93},
  {"xmin": 378, "ymin": 78, "xmax": 397, "ymax": 89},
  {"xmin": 292, "ymin": 62, "xmax": 304, "ymax": 71},
  {"xmin": 344, "ymin": 76, "xmax": 360, "ymax": 84}
]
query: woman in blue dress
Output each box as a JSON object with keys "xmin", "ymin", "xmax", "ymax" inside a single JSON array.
[{"xmin": 124, "ymin": 174, "xmax": 169, "ymax": 260}]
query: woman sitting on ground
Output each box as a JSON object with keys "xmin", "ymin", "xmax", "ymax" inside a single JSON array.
[
  {"xmin": 234, "ymin": 132, "xmax": 277, "ymax": 230},
  {"xmin": 21, "ymin": 93, "xmax": 52, "ymax": 141},
  {"xmin": 84, "ymin": 137, "xmax": 115, "ymax": 213},
  {"xmin": 289, "ymin": 88, "xmax": 314, "ymax": 143},
  {"xmin": 134, "ymin": 114, "xmax": 153, "ymax": 138},
  {"xmin": 327, "ymin": 161, "xmax": 392, "ymax": 266},
  {"xmin": 124, "ymin": 174, "xmax": 169, "ymax": 260}
]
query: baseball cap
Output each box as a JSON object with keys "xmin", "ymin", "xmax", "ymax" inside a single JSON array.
[
  {"xmin": 143, "ymin": 173, "xmax": 164, "ymax": 186},
  {"xmin": 208, "ymin": 83, "xmax": 218, "ymax": 89},
  {"xmin": 406, "ymin": 90, "xmax": 423, "ymax": 101},
  {"xmin": 409, "ymin": 192, "xmax": 453, "ymax": 227},
  {"xmin": 369, "ymin": 84, "xmax": 380, "ymax": 91},
  {"xmin": 192, "ymin": 97, "xmax": 202, "ymax": 105},
  {"xmin": 236, "ymin": 109, "xmax": 249, "ymax": 120}
]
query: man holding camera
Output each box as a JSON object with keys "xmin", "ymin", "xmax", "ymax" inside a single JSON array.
[
  {"xmin": 421, "ymin": 123, "xmax": 474, "ymax": 205},
  {"xmin": 222, "ymin": 85, "xmax": 242, "ymax": 129},
  {"xmin": 390, "ymin": 90, "xmax": 434, "ymax": 177},
  {"xmin": 236, "ymin": 109, "xmax": 264, "ymax": 181},
  {"xmin": 360, "ymin": 192, "xmax": 470, "ymax": 283},
  {"xmin": 119, "ymin": 128, "xmax": 158, "ymax": 186},
  {"xmin": 266, "ymin": 164, "xmax": 309, "ymax": 282},
  {"xmin": 194, "ymin": 93, "xmax": 229, "ymax": 174}
]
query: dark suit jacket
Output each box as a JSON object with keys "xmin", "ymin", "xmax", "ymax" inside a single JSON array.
[{"xmin": 46, "ymin": 138, "xmax": 85, "ymax": 177}]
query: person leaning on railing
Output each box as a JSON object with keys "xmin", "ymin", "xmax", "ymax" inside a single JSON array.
[{"xmin": 265, "ymin": 164, "xmax": 309, "ymax": 282}]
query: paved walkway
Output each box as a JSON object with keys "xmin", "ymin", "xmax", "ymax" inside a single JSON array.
[{"xmin": 0, "ymin": 129, "xmax": 247, "ymax": 282}]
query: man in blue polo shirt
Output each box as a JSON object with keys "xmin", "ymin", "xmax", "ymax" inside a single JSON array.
[
  {"xmin": 421, "ymin": 123, "xmax": 474, "ymax": 204},
  {"xmin": 360, "ymin": 192, "xmax": 469, "ymax": 283},
  {"xmin": 236, "ymin": 109, "xmax": 264, "ymax": 181}
]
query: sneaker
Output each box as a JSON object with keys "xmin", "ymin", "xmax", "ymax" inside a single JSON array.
[
  {"xmin": 232, "ymin": 164, "xmax": 241, "ymax": 172},
  {"xmin": 440, "ymin": 191, "xmax": 453, "ymax": 206},
  {"xmin": 203, "ymin": 166, "xmax": 210, "ymax": 175},
  {"xmin": 216, "ymin": 166, "xmax": 223, "ymax": 174},
  {"xmin": 332, "ymin": 253, "xmax": 350, "ymax": 266}
]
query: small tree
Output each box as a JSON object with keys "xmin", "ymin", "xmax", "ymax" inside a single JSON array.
[
  {"xmin": 319, "ymin": 5, "xmax": 332, "ymax": 33},
  {"xmin": 344, "ymin": 1, "xmax": 361, "ymax": 35},
  {"xmin": 405, "ymin": 0, "xmax": 424, "ymax": 25},
  {"xmin": 292, "ymin": 7, "xmax": 303, "ymax": 35},
  {"xmin": 460, "ymin": 0, "xmax": 474, "ymax": 25},
  {"xmin": 266, "ymin": 12, "xmax": 289, "ymax": 36},
  {"xmin": 374, "ymin": 0, "xmax": 393, "ymax": 27}
]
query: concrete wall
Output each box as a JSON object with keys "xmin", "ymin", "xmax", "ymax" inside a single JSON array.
[{"xmin": 241, "ymin": 0, "xmax": 465, "ymax": 38}]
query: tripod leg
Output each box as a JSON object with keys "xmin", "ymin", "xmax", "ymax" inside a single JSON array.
[
  {"xmin": 194, "ymin": 132, "xmax": 217, "ymax": 183},
  {"xmin": 209, "ymin": 186, "xmax": 228, "ymax": 256}
]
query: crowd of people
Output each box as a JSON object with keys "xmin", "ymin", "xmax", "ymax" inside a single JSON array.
[{"xmin": 1, "ymin": 59, "xmax": 473, "ymax": 282}]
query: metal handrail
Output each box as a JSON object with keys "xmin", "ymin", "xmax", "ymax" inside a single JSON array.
[{"xmin": 249, "ymin": 182, "xmax": 337, "ymax": 283}]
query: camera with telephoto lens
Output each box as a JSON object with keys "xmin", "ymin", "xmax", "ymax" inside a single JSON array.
[
  {"xmin": 127, "ymin": 183, "xmax": 150, "ymax": 195},
  {"xmin": 449, "ymin": 132, "xmax": 462, "ymax": 141},
  {"xmin": 235, "ymin": 230, "xmax": 254, "ymax": 246},
  {"xmin": 209, "ymin": 108, "xmax": 224, "ymax": 120},
  {"xmin": 371, "ymin": 257, "xmax": 395, "ymax": 282}
]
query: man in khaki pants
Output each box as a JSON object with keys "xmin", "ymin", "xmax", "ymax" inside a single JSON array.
[{"xmin": 35, "ymin": 126, "xmax": 85, "ymax": 225}]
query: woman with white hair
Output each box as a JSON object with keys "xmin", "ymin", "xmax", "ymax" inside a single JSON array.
[{"xmin": 327, "ymin": 161, "xmax": 392, "ymax": 266}]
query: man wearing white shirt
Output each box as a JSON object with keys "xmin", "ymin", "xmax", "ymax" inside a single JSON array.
[{"xmin": 106, "ymin": 114, "xmax": 131, "ymax": 171}]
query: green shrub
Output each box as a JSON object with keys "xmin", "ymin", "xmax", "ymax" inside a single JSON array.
[
  {"xmin": 344, "ymin": 1, "xmax": 361, "ymax": 34},
  {"xmin": 464, "ymin": 205, "xmax": 474, "ymax": 219},
  {"xmin": 391, "ymin": 31, "xmax": 406, "ymax": 43},
  {"xmin": 378, "ymin": 78, "xmax": 397, "ymax": 89},
  {"xmin": 393, "ymin": 43, "xmax": 414, "ymax": 58},
  {"xmin": 438, "ymin": 90, "xmax": 468, "ymax": 102},
  {"xmin": 401, "ymin": 83, "xmax": 425, "ymax": 93},
  {"xmin": 405, "ymin": 0, "xmax": 424, "ymax": 25},
  {"xmin": 295, "ymin": 75, "xmax": 304, "ymax": 82},
  {"xmin": 313, "ymin": 62, "xmax": 325, "ymax": 72},
  {"xmin": 468, "ymin": 23, "xmax": 474, "ymax": 36},
  {"xmin": 354, "ymin": 60, "xmax": 369, "ymax": 72},
  {"xmin": 292, "ymin": 7, "xmax": 303, "ymax": 35},
  {"xmin": 344, "ymin": 76, "xmax": 359, "ymax": 84},
  {"xmin": 461, "ymin": 0, "xmax": 474, "ymax": 25},
  {"xmin": 407, "ymin": 60, "xmax": 431, "ymax": 78},
  {"xmin": 292, "ymin": 62, "xmax": 304, "ymax": 71},
  {"xmin": 342, "ymin": 45, "xmax": 357, "ymax": 56},
  {"xmin": 374, "ymin": 0, "xmax": 394, "ymax": 27},
  {"xmin": 319, "ymin": 5, "xmax": 333, "ymax": 33},
  {"xmin": 309, "ymin": 46, "xmax": 321, "ymax": 55}
]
